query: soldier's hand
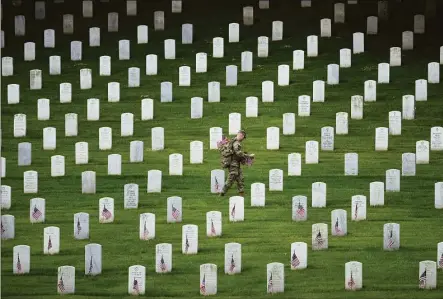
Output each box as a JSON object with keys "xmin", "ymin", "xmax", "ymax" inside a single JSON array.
[{"xmin": 249, "ymin": 154, "xmax": 255, "ymax": 158}]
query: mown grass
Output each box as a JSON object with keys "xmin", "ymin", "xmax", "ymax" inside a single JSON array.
[{"xmin": 1, "ymin": 0, "xmax": 443, "ymax": 298}]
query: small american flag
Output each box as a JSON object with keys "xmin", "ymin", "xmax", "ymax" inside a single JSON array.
[
  {"xmin": 267, "ymin": 272, "xmax": 273, "ymax": 293},
  {"xmin": 32, "ymin": 206, "xmax": 42, "ymax": 220},
  {"xmin": 76, "ymin": 218, "xmax": 81, "ymax": 235},
  {"xmin": 133, "ymin": 278, "xmax": 140, "ymax": 294},
  {"xmin": 354, "ymin": 203, "xmax": 358, "ymax": 220},
  {"xmin": 101, "ymin": 205, "xmax": 112, "ymax": 220},
  {"xmin": 315, "ymin": 231, "xmax": 324, "ymax": 247},
  {"xmin": 229, "ymin": 254, "xmax": 235, "ymax": 272},
  {"xmin": 16, "ymin": 254, "xmax": 22, "ymax": 273},
  {"xmin": 419, "ymin": 269, "xmax": 427, "ymax": 288},
  {"xmin": 47, "ymin": 236, "xmax": 53, "ymax": 251},
  {"xmin": 1, "ymin": 221, "xmax": 5, "ymax": 234},
  {"xmin": 171, "ymin": 205, "xmax": 180, "ymax": 220},
  {"xmin": 291, "ymin": 251, "xmax": 300, "ymax": 268},
  {"xmin": 214, "ymin": 177, "xmax": 220, "ymax": 192},
  {"xmin": 58, "ymin": 275, "xmax": 65, "ymax": 293},
  {"xmin": 210, "ymin": 220, "xmax": 216, "ymax": 236},
  {"xmin": 439, "ymin": 253, "xmax": 443, "ymax": 268},
  {"xmin": 347, "ymin": 272, "xmax": 355, "ymax": 289},
  {"xmin": 231, "ymin": 204, "xmax": 236, "ymax": 219},
  {"xmin": 296, "ymin": 201, "xmax": 305, "ymax": 218},
  {"xmin": 334, "ymin": 218, "xmax": 342, "ymax": 234},
  {"xmin": 388, "ymin": 230, "xmax": 395, "ymax": 248},
  {"xmin": 185, "ymin": 235, "xmax": 190, "ymax": 253},
  {"xmin": 143, "ymin": 221, "xmax": 149, "ymax": 240},
  {"xmin": 200, "ymin": 274, "xmax": 206, "ymax": 294},
  {"xmin": 88, "ymin": 256, "xmax": 93, "ymax": 274},
  {"xmin": 159, "ymin": 255, "xmax": 167, "ymax": 272}
]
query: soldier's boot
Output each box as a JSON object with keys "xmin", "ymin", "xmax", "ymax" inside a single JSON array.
[{"xmin": 239, "ymin": 192, "xmax": 245, "ymax": 197}]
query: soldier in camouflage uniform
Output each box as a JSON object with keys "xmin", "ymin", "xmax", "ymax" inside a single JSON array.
[{"xmin": 220, "ymin": 130, "xmax": 253, "ymax": 197}]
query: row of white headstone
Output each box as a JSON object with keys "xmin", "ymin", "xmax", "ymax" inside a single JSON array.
[{"xmin": 5, "ymin": 240, "xmax": 440, "ymax": 294}]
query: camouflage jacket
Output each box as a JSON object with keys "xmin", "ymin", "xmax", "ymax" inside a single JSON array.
[{"xmin": 230, "ymin": 139, "xmax": 248, "ymax": 167}]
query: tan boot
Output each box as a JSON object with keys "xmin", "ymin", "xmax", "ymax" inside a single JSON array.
[{"xmin": 239, "ymin": 192, "xmax": 245, "ymax": 197}]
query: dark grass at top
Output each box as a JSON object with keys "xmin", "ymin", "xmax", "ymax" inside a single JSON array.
[{"xmin": 1, "ymin": 0, "xmax": 443, "ymax": 298}]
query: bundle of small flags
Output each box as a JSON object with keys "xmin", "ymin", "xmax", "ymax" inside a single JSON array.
[
  {"xmin": 217, "ymin": 137, "xmax": 229, "ymax": 148},
  {"xmin": 243, "ymin": 156, "xmax": 255, "ymax": 166}
]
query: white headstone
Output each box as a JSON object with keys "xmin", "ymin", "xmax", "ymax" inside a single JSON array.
[
  {"xmin": 293, "ymin": 50, "xmax": 305, "ymax": 70},
  {"xmin": 262, "ymin": 81, "xmax": 274, "ymax": 103},
  {"xmin": 428, "ymin": 62, "xmax": 440, "ymax": 83},
  {"xmin": 208, "ymin": 82, "xmax": 220, "ymax": 103},
  {"xmin": 378, "ymin": 0, "xmax": 389, "ymax": 19},
  {"xmin": 266, "ymin": 263, "xmax": 284, "ymax": 293},
  {"xmin": 139, "ymin": 213, "xmax": 155, "ymax": 240},
  {"xmin": 80, "ymin": 68, "xmax": 92, "ymax": 89},
  {"xmin": 99, "ymin": 197, "xmax": 114, "ymax": 223},
  {"xmin": 305, "ymin": 141, "xmax": 319, "ymax": 164},
  {"xmin": 130, "ymin": 141, "xmax": 144, "ymax": 163},
  {"xmin": 75, "ymin": 142, "xmax": 88, "ymax": 164},
  {"xmin": 190, "ymin": 141, "xmax": 203, "ymax": 164},
  {"xmin": 283, "ymin": 113, "xmax": 295, "ymax": 135},
  {"xmin": 81, "ymin": 171, "xmax": 96, "ymax": 194},
  {"xmin": 161, "ymin": 81, "xmax": 173, "ymax": 102},
  {"xmin": 164, "ymin": 39, "xmax": 176, "ymax": 59},
  {"xmin": 182, "ymin": 224, "xmax": 198, "ymax": 254},
  {"xmin": 243, "ymin": 6, "xmax": 254, "ymax": 25},
  {"xmin": 364, "ymin": 80, "xmax": 376, "ymax": 102},
  {"xmin": 44, "ymin": 29, "xmax": 55, "ymax": 48},
  {"xmin": 402, "ymin": 153, "xmax": 416, "ymax": 176},
  {"xmin": 229, "ymin": 23, "xmax": 240, "ymax": 43},
  {"xmin": 440, "ymin": 46, "xmax": 443, "ymax": 64},
  {"xmin": 14, "ymin": 114, "xmax": 27, "ymax": 138},
  {"xmin": 402, "ymin": 31, "xmax": 413, "ymax": 50},
  {"xmin": 107, "ymin": 154, "xmax": 121, "ymax": 175},
  {"xmin": 386, "ymin": 169, "xmax": 400, "ymax": 192},
  {"xmin": 107, "ymin": 82, "xmax": 120, "ymax": 102},
  {"xmin": 350, "ymin": 95, "xmax": 363, "ymax": 120},
  {"xmin": 388, "ymin": 111, "xmax": 401, "ymax": 135},
  {"xmin": 258, "ymin": 36, "xmax": 269, "ymax": 58},
  {"xmin": 272, "ymin": 21, "xmax": 283, "ymax": 41},
  {"xmin": 74, "ymin": 212, "xmax": 89, "ymax": 240},
  {"xmin": 169, "ymin": 153, "xmax": 183, "ymax": 176},
  {"xmin": 402, "ymin": 95, "xmax": 415, "ymax": 120},
  {"xmin": 431, "ymin": 126, "xmax": 443, "ymax": 151},
  {"xmin": 119, "ymin": 40, "xmax": 130, "ymax": 60},
  {"xmin": 267, "ymin": 127, "xmax": 280, "ymax": 150},
  {"xmin": 2, "ymin": 57, "xmax": 13, "ymax": 76},
  {"xmin": 269, "ymin": 169, "xmax": 283, "ymax": 191},
  {"xmin": 331, "ymin": 209, "xmax": 347, "ymax": 236},
  {"xmin": 292, "ymin": 196, "xmax": 308, "ymax": 222},
  {"xmin": 320, "ymin": 18, "xmax": 331, "ymax": 37},
  {"xmin": 147, "ymin": 170, "xmax": 162, "ymax": 192},
  {"xmin": 57, "ymin": 266, "xmax": 75, "ymax": 294},
  {"xmin": 108, "ymin": 12, "xmax": 118, "ymax": 32},
  {"xmin": 209, "ymin": 128, "xmax": 223, "ymax": 150},
  {"xmin": 278, "ymin": 64, "xmax": 290, "ymax": 86},
  {"xmin": 352, "ymin": 195, "xmax": 366, "ymax": 221},
  {"xmin": 312, "ymin": 80, "xmax": 325, "ymax": 102},
  {"xmin": 307, "ymin": 35, "xmax": 318, "ymax": 57},
  {"xmin": 206, "ymin": 211, "xmax": 222, "ymax": 237},
  {"xmin": 339, "ymin": 48, "xmax": 351, "ymax": 68},
  {"xmin": 367, "ymin": 16, "xmax": 378, "ymax": 35},
  {"xmin": 141, "ymin": 99, "xmax": 154, "ymax": 120},
  {"xmin": 154, "ymin": 11, "xmax": 165, "ymax": 30},
  {"xmin": 196, "ymin": 52, "xmax": 207, "ymax": 73},
  {"xmin": 99, "ymin": 56, "xmax": 111, "ymax": 76},
  {"xmin": 127, "ymin": 0, "xmax": 137, "ymax": 15},
  {"xmin": 15, "ymin": 15, "xmax": 26, "ymax": 36},
  {"xmin": 435, "ymin": 182, "xmax": 443, "ymax": 209},
  {"xmin": 70, "ymin": 41, "xmax": 82, "ymax": 61},
  {"xmin": 51, "ymin": 155, "xmax": 65, "ymax": 177},
  {"xmin": 99, "ymin": 127, "xmax": 112, "ymax": 150},
  {"xmin": 59, "ymin": 83, "xmax": 71, "ymax": 103},
  {"xmin": 298, "ymin": 95, "xmax": 311, "ymax": 116},
  {"xmin": 85, "ymin": 243, "xmax": 101, "ymax": 275},
  {"xmin": 246, "ymin": 96, "xmax": 258, "ymax": 117},
  {"xmin": 344, "ymin": 153, "xmax": 358, "ymax": 176},
  {"xmin": 251, "ymin": 182, "xmax": 266, "ymax": 206},
  {"xmin": 226, "ymin": 65, "xmax": 238, "ymax": 86},
  {"xmin": 389, "ymin": 47, "xmax": 401, "ymax": 67},
  {"xmin": 29, "ymin": 197, "xmax": 44, "ymax": 223},
  {"xmin": 190, "ymin": 97, "xmax": 203, "ymax": 119},
  {"xmin": 288, "ymin": 153, "xmax": 302, "ymax": 176},
  {"xmin": 353, "ymin": 32, "xmax": 364, "ymax": 54},
  {"xmin": 7, "ymin": 84, "xmax": 20, "ymax": 104},
  {"xmin": 211, "ymin": 169, "xmax": 225, "ymax": 193},
  {"xmin": 312, "ymin": 182, "xmax": 326, "ymax": 207},
  {"xmin": 44, "ymin": 226, "xmax": 60, "ymax": 254},
  {"xmin": 128, "ymin": 265, "xmax": 146, "ymax": 295},
  {"xmin": 225, "ymin": 243, "xmax": 241, "ymax": 274},
  {"xmin": 334, "ymin": 3, "xmax": 345, "ymax": 23},
  {"xmin": 383, "ymin": 223, "xmax": 400, "ymax": 250},
  {"xmin": 43, "ymin": 127, "xmax": 56, "ymax": 150},
  {"xmin": 375, "ymin": 127, "xmax": 389, "ymax": 151},
  {"xmin": 370, "ymin": 181, "xmax": 384, "ymax": 206},
  {"xmin": 419, "ymin": 260, "xmax": 437, "ymax": 289},
  {"xmin": 63, "ymin": 14, "xmax": 74, "ymax": 34},
  {"xmin": 171, "ymin": 0, "xmax": 182, "ymax": 12},
  {"xmin": 228, "ymin": 113, "xmax": 241, "ymax": 135},
  {"xmin": 327, "ymin": 64, "xmax": 339, "ymax": 85},
  {"xmin": 89, "ymin": 27, "xmax": 100, "ymax": 47},
  {"xmin": 167, "ymin": 196, "xmax": 182, "ymax": 222},
  {"xmin": 416, "ymin": 140, "xmax": 429, "ymax": 164},
  {"xmin": 229, "ymin": 196, "xmax": 245, "ymax": 222},
  {"xmin": 1, "ymin": 186, "xmax": 11, "ymax": 209},
  {"xmin": 414, "ymin": 15, "xmax": 425, "ymax": 34},
  {"xmin": 151, "ymin": 127, "xmax": 164, "ymax": 151},
  {"xmin": 120, "ymin": 113, "xmax": 134, "ymax": 136},
  {"xmin": 290, "ymin": 242, "xmax": 307, "ymax": 270},
  {"xmin": 312, "ymin": 223, "xmax": 328, "ymax": 249},
  {"xmin": 181, "ymin": 23, "xmax": 193, "ymax": 44},
  {"xmin": 37, "ymin": 98, "xmax": 50, "ymax": 121},
  {"xmin": 87, "ymin": 98, "xmax": 99, "ymax": 120},
  {"xmin": 137, "ymin": 25, "xmax": 148, "ymax": 44},
  {"xmin": 336, "ymin": 112, "xmax": 348, "ymax": 135},
  {"xmin": 156, "ymin": 243, "xmax": 172, "ymax": 273},
  {"xmin": 345, "ymin": 261, "xmax": 363, "ymax": 290},
  {"xmin": 415, "ymin": 79, "xmax": 427, "ymax": 101},
  {"xmin": 49, "ymin": 55, "xmax": 61, "ymax": 75},
  {"xmin": 200, "ymin": 264, "xmax": 217, "ymax": 295},
  {"xmin": 83, "ymin": 1, "xmax": 93, "ymax": 18},
  {"xmin": 29, "ymin": 69, "xmax": 42, "ymax": 90},
  {"xmin": 213, "ymin": 37, "xmax": 224, "ymax": 58},
  {"xmin": 13, "ymin": 245, "xmax": 30, "ymax": 273}
]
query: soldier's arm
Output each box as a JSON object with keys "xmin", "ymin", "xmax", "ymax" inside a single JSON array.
[{"xmin": 233, "ymin": 142, "xmax": 248, "ymax": 159}]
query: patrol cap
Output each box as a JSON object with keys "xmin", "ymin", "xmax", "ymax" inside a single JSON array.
[{"xmin": 238, "ymin": 130, "xmax": 247, "ymax": 138}]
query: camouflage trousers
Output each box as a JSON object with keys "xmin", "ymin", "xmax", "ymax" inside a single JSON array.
[{"xmin": 222, "ymin": 165, "xmax": 244, "ymax": 193}]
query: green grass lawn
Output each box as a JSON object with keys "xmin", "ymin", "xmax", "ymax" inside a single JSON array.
[{"xmin": 1, "ymin": 0, "xmax": 443, "ymax": 298}]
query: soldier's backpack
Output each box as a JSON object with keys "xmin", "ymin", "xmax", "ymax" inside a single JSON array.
[{"xmin": 217, "ymin": 137, "xmax": 235, "ymax": 168}]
